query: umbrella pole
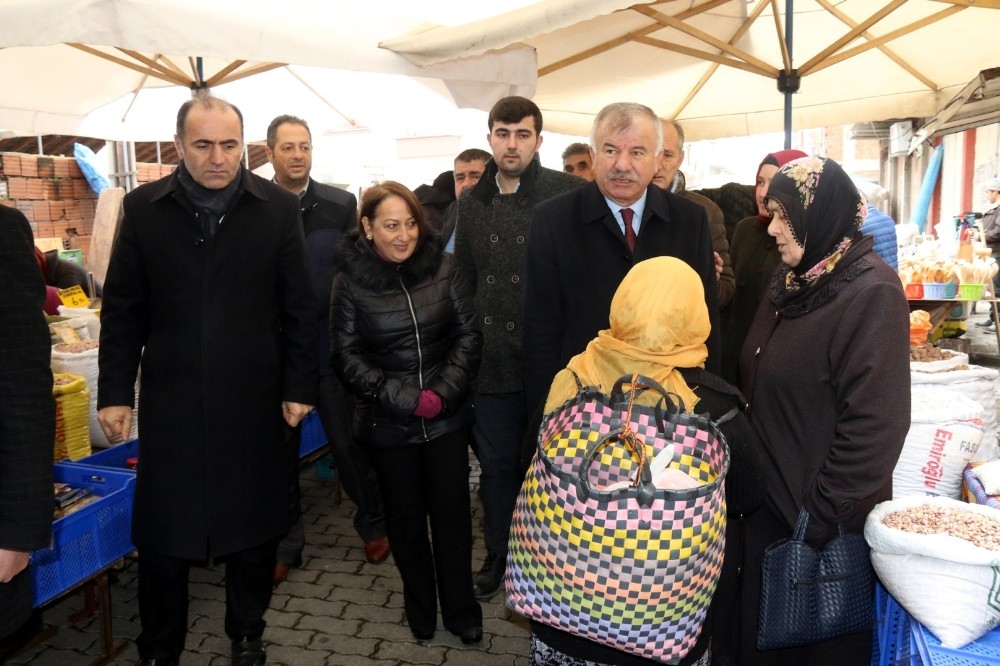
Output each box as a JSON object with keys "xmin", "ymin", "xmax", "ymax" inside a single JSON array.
[{"xmin": 783, "ymin": 0, "xmax": 794, "ymax": 149}]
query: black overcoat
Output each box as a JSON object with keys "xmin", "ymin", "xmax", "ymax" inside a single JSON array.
[
  {"xmin": 522, "ymin": 181, "xmax": 721, "ymax": 416},
  {"xmin": 0, "ymin": 207, "xmax": 54, "ymax": 637},
  {"xmin": 98, "ymin": 168, "xmax": 318, "ymax": 560}
]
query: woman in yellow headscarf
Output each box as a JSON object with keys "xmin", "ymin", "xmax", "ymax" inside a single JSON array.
[{"xmin": 530, "ymin": 257, "xmax": 766, "ymax": 666}]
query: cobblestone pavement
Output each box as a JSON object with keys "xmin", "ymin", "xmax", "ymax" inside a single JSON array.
[
  {"xmin": 9, "ymin": 454, "xmax": 530, "ymax": 665},
  {"xmin": 11, "ymin": 307, "xmax": 1000, "ymax": 666}
]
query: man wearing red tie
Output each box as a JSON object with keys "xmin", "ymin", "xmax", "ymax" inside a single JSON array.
[{"xmin": 522, "ymin": 102, "xmax": 721, "ymax": 419}]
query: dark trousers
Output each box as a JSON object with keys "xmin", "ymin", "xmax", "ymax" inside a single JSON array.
[
  {"xmin": 370, "ymin": 428, "xmax": 481, "ymax": 635},
  {"xmin": 317, "ymin": 374, "xmax": 386, "ymax": 542},
  {"xmin": 472, "ymin": 392, "xmax": 527, "ymax": 555},
  {"xmin": 136, "ymin": 539, "xmax": 278, "ymax": 661}
]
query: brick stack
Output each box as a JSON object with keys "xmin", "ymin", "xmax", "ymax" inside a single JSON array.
[{"xmin": 0, "ymin": 152, "xmax": 175, "ymax": 264}]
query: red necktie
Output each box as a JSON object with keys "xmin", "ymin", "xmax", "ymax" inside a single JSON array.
[{"xmin": 622, "ymin": 207, "xmax": 636, "ymax": 252}]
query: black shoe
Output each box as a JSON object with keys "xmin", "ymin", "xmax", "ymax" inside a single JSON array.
[
  {"xmin": 472, "ymin": 551, "xmax": 505, "ymax": 600},
  {"xmin": 231, "ymin": 637, "xmax": 266, "ymax": 666},
  {"xmin": 136, "ymin": 660, "xmax": 179, "ymax": 666},
  {"xmin": 458, "ymin": 626, "xmax": 483, "ymax": 644},
  {"xmin": 411, "ymin": 629, "xmax": 434, "ymax": 640}
]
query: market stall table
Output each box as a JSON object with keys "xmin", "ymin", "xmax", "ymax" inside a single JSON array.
[{"xmin": 908, "ymin": 298, "xmax": 1000, "ymax": 355}]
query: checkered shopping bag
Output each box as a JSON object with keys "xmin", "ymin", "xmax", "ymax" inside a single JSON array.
[{"xmin": 505, "ymin": 373, "xmax": 729, "ymax": 663}]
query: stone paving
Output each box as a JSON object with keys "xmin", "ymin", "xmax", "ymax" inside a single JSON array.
[
  {"xmin": 9, "ymin": 454, "xmax": 530, "ymax": 666},
  {"xmin": 11, "ymin": 306, "xmax": 1000, "ymax": 666}
]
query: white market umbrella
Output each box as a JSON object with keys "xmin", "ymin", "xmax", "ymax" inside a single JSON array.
[
  {"xmin": 383, "ymin": 0, "xmax": 1000, "ymax": 142},
  {"xmin": 0, "ymin": 0, "xmax": 537, "ymax": 141}
]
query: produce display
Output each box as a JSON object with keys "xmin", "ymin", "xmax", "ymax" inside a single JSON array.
[
  {"xmin": 909, "ymin": 342, "xmax": 958, "ymax": 362},
  {"xmin": 53, "ymin": 339, "xmax": 100, "ymax": 354},
  {"xmin": 882, "ymin": 504, "xmax": 1000, "ymax": 550}
]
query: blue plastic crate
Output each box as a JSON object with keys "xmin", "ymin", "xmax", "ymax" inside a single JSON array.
[
  {"xmin": 913, "ymin": 615, "xmax": 1000, "ymax": 665},
  {"xmin": 878, "ymin": 584, "xmax": 1000, "ymax": 666},
  {"xmin": 66, "ymin": 439, "xmax": 139, "ymax": 473},
  {"xmin": 880, "ymin": 589, "xmax": 920, "ymax": 666},
  {"xmin": 299, "ymin": 410, "xmax": 328, "ymax": 458},
  {"xmin": 32, "ymin": 463, "xmax": 136, "ymax": 606}
]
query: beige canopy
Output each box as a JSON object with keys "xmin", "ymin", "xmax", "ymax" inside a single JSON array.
[
  {"xmin": 0, "ymin": 0, "xmax": 537, "ymax": 141},
  {"xmin": 384, "ymin": 0, "xmax": 1000, "ymax": 141}
]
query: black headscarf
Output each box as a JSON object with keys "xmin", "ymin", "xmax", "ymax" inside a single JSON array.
[{"xmin": 765, "ymin": 156, "xmax": 866, "ymax": 309}]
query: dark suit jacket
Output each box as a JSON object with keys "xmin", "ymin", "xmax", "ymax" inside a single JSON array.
[
  {"xmin": 522, "ymin": 182, "xmax": 720, "ymax": 416},
  {"xmin": 98, "ymin": 167, "xmax": 318, "ymax": 560},
  {"xmin": 0, "ymin": 207, "xmax": 54, "ymax": 636},
  {"xmin": 301, "ymin": 179, "xmax": 357, "ymax": 377}
]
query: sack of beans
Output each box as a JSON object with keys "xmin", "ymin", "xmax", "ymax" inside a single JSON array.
[
  {"xmin": 910, "ymin": 365, "xmax": 999, "ymax": 462},
  {"xmin": 53, "ymin": 373, "xmax": 91, "ymax": 460},
  {"xmin": 893, "ymin": 385, "xmax": 984, "ymax": 499},
  {"xmin": 50, "ymin": 340, "xmax": 139, "ymax": 447},
  {"xmin": 865, "ymin": 496, "xmax": 1000, "ymax": 648}
]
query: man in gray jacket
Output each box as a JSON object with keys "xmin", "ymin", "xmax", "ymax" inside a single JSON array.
[{"xmin": 454, "ymin": 96, "xmax": 586, "ymax": 600}]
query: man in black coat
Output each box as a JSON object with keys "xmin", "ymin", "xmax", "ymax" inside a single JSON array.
[
  {"xmin": 98, "ymin": 95, "xmax": 318, "ymax": 666},
  {"xmin": 265, "ymin": 114, "xmax": 389, "ymax": 577},
  {"xmin": 454, "ymin": 97, "xmax": 586, "ymax": 601},
  {"xmin": 0, "ymin": 207, "xmax": 54, "ymax": 653},
  {"xmin": 522, "ymin": 102, "xmax": 720, "ymax": 418}
]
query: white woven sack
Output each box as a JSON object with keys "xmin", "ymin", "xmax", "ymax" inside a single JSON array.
[
  {"xmin": 911, "ymin": 365, "xmax": 999, "ymax": 462},
  {"xmin": 894, "ymin": 386, "xmax": 984, "ymax": 499},
  {"xmin": 57, "ymin": 305, "xmax": 101, "ymax": 340},
  {"xmin": 51, "ymin": 345, "xmax": 139, "ymax": 447},
  {"xmin": 973, "ymin": 459, "xmax": 1000, "ymax": 495},
  {"xmin": 865, "ymin": 497, "xmax": 1000, "ymax": 648}
]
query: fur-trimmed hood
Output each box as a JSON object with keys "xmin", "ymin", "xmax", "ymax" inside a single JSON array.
[{"xmin": 337, "ymin": 228, "xmax": 445, "ymax": 292}]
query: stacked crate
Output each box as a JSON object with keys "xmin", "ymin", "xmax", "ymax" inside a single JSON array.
[{"xmin": 0, "ymin": 152, "xmax": 174, "ymax": 264}]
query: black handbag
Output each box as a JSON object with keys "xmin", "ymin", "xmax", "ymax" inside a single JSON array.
[{"xmin": 757, "ymin": 507, "xmax": 875, "ymax": 650}]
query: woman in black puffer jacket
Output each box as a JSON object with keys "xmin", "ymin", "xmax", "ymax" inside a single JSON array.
[{"xmin": 331, "ymin": 181, "xmax": 483, "ymax": 645}]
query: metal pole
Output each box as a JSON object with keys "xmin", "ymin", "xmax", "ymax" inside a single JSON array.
[{"xmin": 784, "ymin": 0, "xmax": 793, "ymax": 150}]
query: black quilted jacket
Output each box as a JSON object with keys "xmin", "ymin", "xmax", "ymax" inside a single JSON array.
[{"xmin": 331, "ymin": 230, "xmax": 482, "ymax": 447}]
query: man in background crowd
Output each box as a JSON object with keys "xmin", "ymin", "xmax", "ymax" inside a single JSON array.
[
  {"xmin": 265, "ymin": 114, "xmax": 389, "ymax": 581},
  {"xmin": 99, "ymin": 94, "xmax": 318, "ymax": 666},
  {"xmin": 442, "ymin": 147, "xmax": 491, "ymax": 251},
  {"xmin": 561, "ymin": 142, "xmax": 594, "ymax": 181},
  {"xmin": 454, "ymin": 96, "xmax": 586, "ymax": 601},
  {"xmin": 976, "ymin": 177, "xmax": 1000, "ymax": 329},
  {"xmin": 652, "ymin": 119, "xmax": 734, "ymax": 309}
]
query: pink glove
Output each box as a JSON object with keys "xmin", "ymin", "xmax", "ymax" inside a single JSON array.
[{"xmin": 413, "ymin": 389, "xmax": 442, "ymax": 419}]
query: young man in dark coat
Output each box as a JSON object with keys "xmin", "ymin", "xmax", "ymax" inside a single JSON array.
[
  {"xmin": 522, "ymin": 102, "xmax": 720, "ymax": 418},
  {"xmin": 454, "ymin": 96, "xmax": 586, "ymax": 600},
  {"xmin": 265, "ymin": 114, "xmax": 389, "ymax": 579},
  {"xmin": 98, "ymin": 95, "xmax": 318, "ymax": 666},
  {"xmin": 0, "ymin": 206, "xmax": 54, "ymax": 655}
]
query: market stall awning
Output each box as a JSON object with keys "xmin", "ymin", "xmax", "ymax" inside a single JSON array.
[
  {"xmin": 0, "ymin": 0, "xmax": 537, "ymax": 141},
  {"xmin": 910, "ymin": 67, "xmax": 1000, "ymax": 151},
  {"xmin": 384, "ymin": 0, "xmax": 1000, "ymax": 141}
]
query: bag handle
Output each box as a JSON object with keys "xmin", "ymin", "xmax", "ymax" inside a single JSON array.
[
  {"xmin": 609, "ymin": 373, "xmax": 683, "ymax": 412},
  {"xmin": 577, "ymin": 381, "xmax": 658, "ymax": 508},
  {"xmin": 791, "ymin": 508, "xmax": 846, "ymax": 542},
  {"xmin": 608, "ymin": 373, "xmax": 685, "ymax": 435}
]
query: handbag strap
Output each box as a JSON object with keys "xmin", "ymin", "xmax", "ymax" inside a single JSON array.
[
  {"xmin": 609, "ymin": 373, "xmax": 682, "ymax": 414},
  {"xmin": 792, "ymin": 508, "xmax": 810, "ymax": 541}
]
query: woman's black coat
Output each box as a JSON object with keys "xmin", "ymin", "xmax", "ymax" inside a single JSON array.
[{"xmin": 331, "ymin": 231, "xmax": 482, "ymax": 447}]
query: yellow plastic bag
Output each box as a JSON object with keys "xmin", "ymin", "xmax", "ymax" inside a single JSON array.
[{"xmin": 53, "ymin": 373, "xmax": 92, "ymax": 461}]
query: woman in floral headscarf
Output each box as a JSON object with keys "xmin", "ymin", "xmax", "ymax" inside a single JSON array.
[{"xmin": 736, "ymin": 156, "xmax": 910, "ymax": 665}]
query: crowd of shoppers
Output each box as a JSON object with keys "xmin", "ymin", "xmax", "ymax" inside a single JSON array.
[{"xmin": 5, "ymin": 87, "xmax": 917, "ymax": 666}]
